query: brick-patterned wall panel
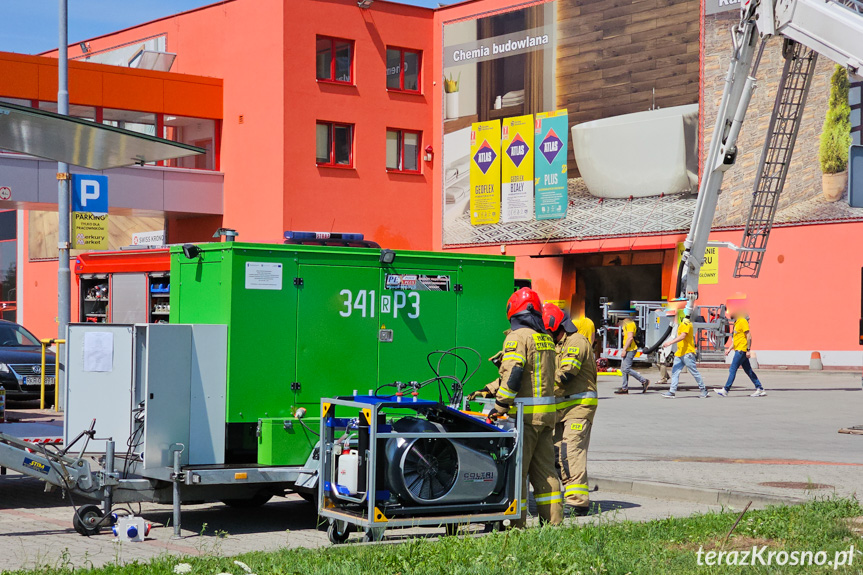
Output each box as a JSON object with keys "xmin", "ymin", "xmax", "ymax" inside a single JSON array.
[
  {"xmin": 556, "ymin": 0, "xmax": 701, "ymax": 175},
  {"xmin": 704, "ymin": 12, "xmax": 832, "ymax": 227}
]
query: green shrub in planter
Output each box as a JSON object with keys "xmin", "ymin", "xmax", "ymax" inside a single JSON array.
[{"xmin": 819, "ymin": 65, "xmax": 852, "ymax": 174}]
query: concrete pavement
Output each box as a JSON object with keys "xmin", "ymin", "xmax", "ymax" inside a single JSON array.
[{"xmin": 591, "ymin": 368, "xmax": 863, "ymax": 500}]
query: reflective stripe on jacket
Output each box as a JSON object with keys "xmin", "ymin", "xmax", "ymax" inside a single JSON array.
[
  {"xmin": 495, "ymin": 327, "xmax": 557, "ymax": 425},
  {"xmin": 555, "ymin": 331, "xmax": 598, "ymax": 422}
]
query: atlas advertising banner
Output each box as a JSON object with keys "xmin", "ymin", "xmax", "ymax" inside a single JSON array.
[
  {"xmin": 535, "ymin": 110, "xmax": 568, "ymax": 220},
  {"xmin": 441, "ymin": 0, "xmax": 859, "ymax": 247},
  {"xmin": 469, "ymin": 120, "xmax": 501, "ymax": 225},
  {"xmin": 501, "ymin": 115, "xmax": 534, "ymax": 223}
]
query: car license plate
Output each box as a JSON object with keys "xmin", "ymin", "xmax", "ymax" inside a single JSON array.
[{"xmin": 25, "ymin": 376, "xmax": 53, "ymax": 386}]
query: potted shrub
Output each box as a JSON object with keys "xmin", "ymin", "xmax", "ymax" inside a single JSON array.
[
  {"xmin": 444, "ymin": 72, "xmax": 460, "ymax": 120},
  {"xmin": 819, "ymin": 65, "xmax": 852, "ymax": 202}
]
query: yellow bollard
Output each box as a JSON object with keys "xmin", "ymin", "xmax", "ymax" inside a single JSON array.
[
  {"xmin": 40, "ymin": 339, "xmax": 49, "ymax": 410},
  {"xmin": 53, "ymin": 340, "xmax": 64, "ymax": 412}
]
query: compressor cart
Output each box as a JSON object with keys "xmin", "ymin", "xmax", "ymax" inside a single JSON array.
[{"xmin": 319, "ymin": 396, "xmax": 523, "ymax": 543}]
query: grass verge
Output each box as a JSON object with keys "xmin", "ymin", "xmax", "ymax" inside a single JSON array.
[{"xmin": 8, "ymin": 498, "xmax": 863, "ymax": 574}]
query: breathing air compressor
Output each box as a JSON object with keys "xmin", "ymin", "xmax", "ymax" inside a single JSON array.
[{"xmin": 318, "ymin": 382, "xmax": 523, "ymax": 544}]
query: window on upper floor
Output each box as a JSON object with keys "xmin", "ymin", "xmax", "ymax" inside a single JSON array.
[
  {"xmin": 102, "ymin": 108, "xmax": 157, "ymax": 136},
  {"xmin": 386, "ymin": 129, "xmax": 420, "ymax": 173},
  {"xmin": 316, "ymin": 36, "xmax": 354, "ymax": 84},
  {"xmin": 38, "ymin": 101, "xmax": 97, "ymax": 121},
  {"xmin": 317, "ymin": 122, "xmax": 354, "ymax": 168},
  {"xmin": 386, "ymin": 48, "xmax": 421, "ymax": 93},
  {"xmin": 162, "ymin": 115, "xmax": 218, "ymax": 171}
]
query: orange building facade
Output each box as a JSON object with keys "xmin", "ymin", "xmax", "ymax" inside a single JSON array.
[{"xmin": 2, "ymin": 0, "xmax": 860, "ymax": 366}]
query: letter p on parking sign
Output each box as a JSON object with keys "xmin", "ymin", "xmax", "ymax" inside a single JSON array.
[{"xmin": 72, "ymin": 175, "xmax": 108, "ymax": 213}]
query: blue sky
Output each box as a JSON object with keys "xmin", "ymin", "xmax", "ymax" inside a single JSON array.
[{"xmin": 0, "ymin": 0, "xmax": 447, "ymax": 55}]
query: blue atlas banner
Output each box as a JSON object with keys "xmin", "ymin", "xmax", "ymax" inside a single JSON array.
[
  {"xmin": 534, "ymin": 110, "xmax": 568, "ymax": 220},
  {"xmin": 71, "ymin": 174, "xmax": 109, "ymax": 214}
]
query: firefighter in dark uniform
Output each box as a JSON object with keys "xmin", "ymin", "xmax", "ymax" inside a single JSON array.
[
  {"xmin": 542, "ymin": 303, "xmax": 598, "ymax": 517},
  {"xmin": 488, "ymin": 288, "xmax": 563, "ymax": 526}
]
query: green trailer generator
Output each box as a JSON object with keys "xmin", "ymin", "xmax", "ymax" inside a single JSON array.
[{"xmin": 168, "ymin": 242, "xmax": 515, "ymax": 467}]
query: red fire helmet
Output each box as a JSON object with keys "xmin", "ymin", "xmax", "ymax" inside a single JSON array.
[
  {"xmin": 506, "ymin": 287, "xmax": 542, "ymax": 320},
  {"xmin": 542, "ymin": 302, "xmax": 565, "ymax": 332}
]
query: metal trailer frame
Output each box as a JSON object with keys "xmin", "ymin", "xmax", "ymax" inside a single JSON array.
[
  {"xmin": 317, "ymin": 396, "xmax": 523, "ymax": 543},
  {"xmin": 599, "ymin": 300, "xmax": 729, "ymax": 364},
  {"xmin": 0, "ymin": 418, "xmax": 320, "ymax": 537}
]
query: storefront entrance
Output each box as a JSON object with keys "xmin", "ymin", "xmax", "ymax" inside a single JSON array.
[
  {"xmin": 563, "ymin": 250, "xmax": 673, "ymax": 326},
  {"xmin": 579, "ymin": 264, "xmax": 662, "ymax": 323}
]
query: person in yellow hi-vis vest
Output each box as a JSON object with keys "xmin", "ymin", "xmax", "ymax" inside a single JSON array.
[
  {"xmin": 489, "ymin": 288, "xmax": 562, "ymax": 527},
  {"xmin": 614, "ymin": 316, "xmax": 649, "ymax": 394},
  {"xmin": 574, "ymin": 315, "xmax": 596, "ymax": 346},
  {"xmin": 716, "ymin": 308, "xmax": 766, "ymax": 397},
  {"xmin": 660, "ymin": 307, "xmax": 708, "ymax": 399},
  {"xmin": 542, "ymin": 303, "xmax": 597, "ymax": 517}
]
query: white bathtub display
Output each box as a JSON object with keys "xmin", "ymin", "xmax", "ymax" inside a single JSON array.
[{"xmin": 571, "ymin": 104, "xmax": 699, "ymax": 199}]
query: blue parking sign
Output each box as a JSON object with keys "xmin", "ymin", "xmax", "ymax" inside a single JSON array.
[{"xmin": 72, "ymin": 175, "xmax": 108, "ymax": 213}]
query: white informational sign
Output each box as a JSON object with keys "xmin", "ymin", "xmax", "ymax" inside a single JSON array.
[
  {"xmin": 132, "ymin": 230, "xmax": 165, "ymax": 246},
  {"xmin": 83, "ymin": 332, "xmax": 114, "ymax": 372},
  {"xmin": 245, "ymin": 262, "xmax": 283, "ymax": 290}
]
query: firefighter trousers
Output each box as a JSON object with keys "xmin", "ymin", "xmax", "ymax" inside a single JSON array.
[
  {"xmin": 516, "ymin": 422, "xmax": 563, "ymax": 527},
  {"xmin": 554, "ymin": 417, "xmax": 592, "ymax": 508}
]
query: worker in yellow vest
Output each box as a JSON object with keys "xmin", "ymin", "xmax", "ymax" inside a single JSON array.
[
  {"xmin": 716, "ymin": 309, "xmax": 766, "ymax": 397},
  {"xmin": 574, "ymin": 315, "xmax": 596, "ymax": 346},
  {"xmin": 614, "ymin": 316, "xmax": 649, "ymax": 394},
  {"xmin": 660, "ymin": 308, "xmax": 708, "ymax": 398}
]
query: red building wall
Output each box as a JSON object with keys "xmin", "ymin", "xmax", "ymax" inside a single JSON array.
[{"xmin": 284, "ymin": 1, "xmax": 435, "ymax": 250}]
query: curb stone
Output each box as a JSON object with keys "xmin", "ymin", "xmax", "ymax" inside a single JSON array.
[{"xmin": 590, "ymin": 475, "xmax": 806, "ymax": 509}]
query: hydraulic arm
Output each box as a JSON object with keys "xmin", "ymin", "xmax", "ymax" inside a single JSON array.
[{"xmin": 677, "ymin": 0, "xmax": 863, "ymax": 313}]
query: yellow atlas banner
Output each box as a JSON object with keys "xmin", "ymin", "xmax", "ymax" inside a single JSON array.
[
  {"xmin": 469, "ymin": 120, "xmax": 501, "ymax": 225},
  {"xmin": 501, "ymin": 114, "xmax": 534, "ymax": 223},
  {"xmin": 72, "ymin": 212, "xmax": 108, "ymax": 250},
  {"xmin": 676, "ymin": 243, "xmax": 718, "ymax": 285}
]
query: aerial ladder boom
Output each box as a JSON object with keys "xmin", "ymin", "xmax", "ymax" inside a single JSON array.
[{"xmin": 678, "ymin": 0, "xmax": 863, "ymax": 315}]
